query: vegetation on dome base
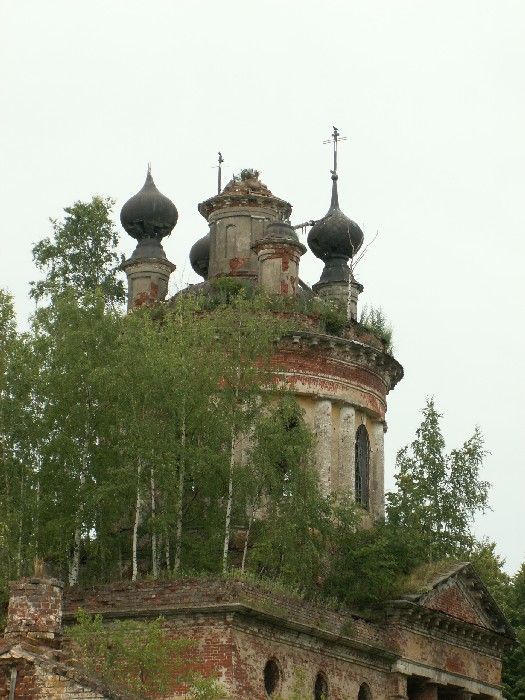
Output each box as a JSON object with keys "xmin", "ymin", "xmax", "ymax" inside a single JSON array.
[{"xmin": 199, "ymin": 276, "xmax": 393, "ymax": 351}]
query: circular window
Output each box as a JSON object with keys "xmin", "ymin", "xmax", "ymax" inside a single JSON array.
[
  {"xmin": 264, "ymin": 659, "xmax": 281, "ymax": 696},
  {"xmin": 358, "ymin": 683, "xmax": 372, "ymax": 700},
  {"xmin": 314, "ymin": 672, "xmax": 329, "ymax": 699}
]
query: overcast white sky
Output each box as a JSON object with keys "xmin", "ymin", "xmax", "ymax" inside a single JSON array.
[{"xmin": 1, "ymin": 1, "xmax": 524, "ymax": 573}]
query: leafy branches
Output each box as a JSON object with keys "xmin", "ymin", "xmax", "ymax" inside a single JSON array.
[
  {"xmin": 386, "ymin": 398, "xmax": 489, "ymax": 560},
  {"xmin": 68, "ymin": 610, "xmax": 228, "ymax": 699},
  {"xmin": 30, "ymin": 196, "xmax": 125, "ymax": 307}
]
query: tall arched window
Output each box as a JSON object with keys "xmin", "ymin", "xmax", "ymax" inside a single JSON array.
[
  {"xmin": 358, "ymin": 683, "xmax": 372, "ymax": 700},
  {"xmin": 355, "ymin": 425, "xmax": 370, "ymax": 508},
  {"xmin": 263, "ymin": 659, "xmax": 281, "ymax": 696},
  {"xmin": 314, "ymin": 672, "xmax": 329, "ymax": 699}
]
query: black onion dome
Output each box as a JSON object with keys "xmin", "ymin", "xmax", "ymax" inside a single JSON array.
[
  {"xmin": 189, "ymin": 232, "xmax": 210, "ymax": 279},
  {"xmin": 120, "ymin": 168, "xmax": 178, "ymax": 241},
  {"xmin": 307, "ymin": 173, "xmax": 363, "ymax": 262}
]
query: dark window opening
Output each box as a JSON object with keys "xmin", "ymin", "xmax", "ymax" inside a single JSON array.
[
  {"xmin": 264, "ymin": 659, "xmax": 280, "ymax": 696},
  {"xmin": 314, "ymin": 672, "xmax": 329, "ymax": 699},
  {"xmin": 355, "ymin": 424, "xmax": 370, "ymax": 508},
  {"xmin": 358, "ymin": 683, "xmax": 372, "ymax": 700}
]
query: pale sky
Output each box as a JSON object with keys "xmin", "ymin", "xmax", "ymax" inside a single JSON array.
[{"xmin": 1, "ymin": 1, "xmax": 524, "ymax": 573}]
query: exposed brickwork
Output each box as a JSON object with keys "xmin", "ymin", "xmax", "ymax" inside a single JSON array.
[
  {"xmin": 62, "ymin": 577, "xmax": 506, "ymax": 697},
  {"xmin": 5, "ymin": 579, "xmax": 63, "ymax": 645},
  {"xmin": 423, "ymin": 584, "xmax": 484, "ymax": 626},
  {"xmin": 273, "ymin": 347, "xmax": 386, "ymax": 395},
  {"xmin": 0, "ymin": 571, "xmax": 510, "ymax": 699}
]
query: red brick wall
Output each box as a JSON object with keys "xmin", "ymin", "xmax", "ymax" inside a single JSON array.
[
  {"xmin": 423, "ymin": 586, "xmax": 483, "ymax": 626},
  {"xmin": 5, "ymin": 579, "xmax": 62, "ymax": 643}
]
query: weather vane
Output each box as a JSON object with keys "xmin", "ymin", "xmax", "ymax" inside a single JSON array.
[{"xmin": 323, "ymin": 126, "xmax": 347, "ymax": 173}]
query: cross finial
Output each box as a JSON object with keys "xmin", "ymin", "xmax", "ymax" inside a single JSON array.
[
  {"xmin": 323, "ymin": 126, "xmax": 347, "ymax": 173},
  {"xmin": 217, "ymin": 151, "xmax": 224, "ymax": 194}
]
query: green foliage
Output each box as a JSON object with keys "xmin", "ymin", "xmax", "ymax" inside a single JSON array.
[
  {"xmin": 503, "ymin": 563, "xmax": 525, "ymax": 699},
  {"xmin": 320, "ymin": 304, "xmax": 347, "ymax": 335},
  {"xmin": 322, "ymin": 519, "xmax": 421, "ymax": 608},
  {"xmin": 207, "ymin": 276, "xmax": 253, "ymax": 305},
  {"xmin": 504, "ymin": 625, "xmax": 525, "ymax": 700},
  {"xmin": 68, "ymin": 609, "xmax": 191, "ymax": 697},
  {"xmin": 30, "ymin": 196, "xmax": 124, "ymax": 306},
  {"xmin": 239, "ymin": 168, "xmax": 260, "ymax": 181},
  {"xmin": 359, "ymin": 304, "xmax": 393, "ymax": 351},
  {"xmin": 468, "ymin": 539, "xmax": 510, "ymax": 614},
  {"xmin": 386, "ymin": 398, "xmax": 489, "ymax": 561}
]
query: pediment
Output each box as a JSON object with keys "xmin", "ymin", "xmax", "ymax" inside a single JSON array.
[{"xmin": 402, "ymin": 563, "xmax": 513, "ymax": 637}]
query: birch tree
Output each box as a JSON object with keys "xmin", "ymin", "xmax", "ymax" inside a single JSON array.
[{"xmin": 386, "ymin": 398, "xmax": 489, "ymax": 560}]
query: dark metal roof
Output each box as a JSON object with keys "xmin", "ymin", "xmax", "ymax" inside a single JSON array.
[
  {"xmin": 307, "ymin": 173, "xmax": 363, "ymax": 262},
  {"xmin": 120, "ymin": 167, "xmax": 178, "ymax": 241},
  {"xmin": 189, "ymin": 232, "xmax": 210, "ymax": 279}
]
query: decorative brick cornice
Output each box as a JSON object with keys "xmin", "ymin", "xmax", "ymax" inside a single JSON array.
[
  {"xmin": 385, "ymin": 600, "xmax": 512, "ymax": 656},
  {"xmin": 277, "ymin": 331, "xmax": 404, "ymax": 394}
]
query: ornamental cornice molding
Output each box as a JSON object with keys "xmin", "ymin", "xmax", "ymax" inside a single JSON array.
[
  {"xmin": 199, "ymin": 192, "xmax": 292, "ymax": 221},
  {"xmin": 385, "ymin": 600, "xmax": 512, "ymax": 656},
  {"xmin": 278, "ymin": 331, "xmax": 404, "ymax": 393}
]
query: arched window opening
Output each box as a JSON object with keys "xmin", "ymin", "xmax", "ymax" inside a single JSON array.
[
  {"xmin": 358, "ymin": 682, "xmax": 372, "ymax": 700},
  {"xmin": 264, "ymin": 659, "xmax": 281, "ymax": 696},
  {"xmin": 355, "ymin": 425, "xmax": 370, "ymax": 508},
  {"xmin": 314, "ymin": 672, "xmax": 329, "ymax": 699}
]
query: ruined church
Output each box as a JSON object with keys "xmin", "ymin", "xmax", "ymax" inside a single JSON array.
[{"xmin": 0, "ymin": 132, "xmax": 514, "ymax": 699}]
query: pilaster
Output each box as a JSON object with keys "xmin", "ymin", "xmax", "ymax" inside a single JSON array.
[
  {"xmin": 388, "ymin": 672, "xmax": 408, "ymax": 700},
  {"xmin": 370, "ymin": 420, "xmax": 386, "ymax": 519},
  {"xmin": 349, "ymin": 276, "xmax": 364, "ymax": 321},
  {"xmin": 314, "ymin": 399, "xmax": 333, "ymax": 495},
  {"xmin": 339, "ymin": 404, "xmax": 356, "ymax": 496}
]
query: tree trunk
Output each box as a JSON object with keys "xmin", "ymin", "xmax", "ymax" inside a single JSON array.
[
  {"xmin": 164, "ymin": 528, "xmax": 171, "ymax": 570},
  {"xmin": 68, "ymin": 525, "xmax": 81, "ymax": 586},
  {"xmin": 69, "ymin": 464, "xmax": 85, "ymax": 587},
  {"xmin": 150, "ymin": 465, "xmax": 158, "ymax": 579},
  {"xmin": 222, "ymin": 425, "xmax": 236, "ymax": 574},
  {"xmin": 241, "ymin": 502, "xmax": 255, "ymax": 573},
  {"xmin": 16, "ymin": 471, "xmax": 24, "ymax": 578},
  {"xmin": 173, "ymin": 411, "xmax": 186, "ymax": 574},
  {"xmin": 132, "ymin": 460, "xmax": 142, "ymax": 582}
]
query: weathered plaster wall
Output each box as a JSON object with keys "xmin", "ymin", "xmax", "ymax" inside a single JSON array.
[{"xmin": 391, "ymin": 626, "xmax": 502, "ymax": 688}]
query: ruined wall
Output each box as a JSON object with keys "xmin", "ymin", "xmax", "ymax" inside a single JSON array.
[
  {"xmin": 5, "ymin": 579, "xmax": 62, "ymax": 645},
  {"xmin": 63, "ymin": 578, "xmax": 393, "ymax": 699},
  {"xmin": 0, "ymin": 660, "xmax": 109, "ymax": 700}
]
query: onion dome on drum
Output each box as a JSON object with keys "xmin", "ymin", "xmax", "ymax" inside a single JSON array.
[
  {"xmin": 120, "ymin": 166, "xmax": 178, "ymax": 241},
  {"xmin": 307, "ymin": 171, "xmax": 363, "ymax": 263},
  {"xmin": 189, "ymin": 232, "xmax": 210, "ymax": 279}
]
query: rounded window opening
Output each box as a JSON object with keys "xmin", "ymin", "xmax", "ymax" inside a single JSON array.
[
  {"xmin": 264, "ymin": 659, "xmax": 281, "ymax": 696},
  {"xmin": 314, "ymin": 672, "xmax": 329, "ymax": 699},
  {"xmin": 355, "ymin": 424, "xmax": 370, "ymax": 509},
  {"xmin": 358, "ymin": 682, "xmax": 372, "ymax": 700}
]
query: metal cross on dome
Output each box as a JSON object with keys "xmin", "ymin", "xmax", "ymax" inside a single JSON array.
[
  {"xmin": 217, "ymin": 151, "xmax": 224, "ymax": 194},
  {"xmin": 323, "ymin": 126, "xmax": 347, "ymax": 173},
  {"xmin": 211, "ymin": 152, "xmax": 225, "ymax": 194}
]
